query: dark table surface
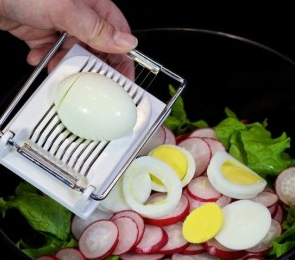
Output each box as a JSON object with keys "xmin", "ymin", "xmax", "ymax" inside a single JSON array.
[{"xmin": 1, "ymin": 1, "xmax": 295, "ymax": 258}]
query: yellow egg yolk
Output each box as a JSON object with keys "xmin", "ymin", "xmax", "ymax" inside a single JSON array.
[
  {"xmin": 221, "ymin": 160, "xmax": 263, "ymax": 185},
  {"xmin": 182, "ymin": 202, "xmax": 223, "ymax": 243},
  {"xmin": 149, "ymin": 145, "xmax": 188, "ymax": 184}
]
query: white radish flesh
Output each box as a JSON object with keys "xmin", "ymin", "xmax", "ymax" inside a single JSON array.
[
  {"xmin": 110, "ymin": 210, "xmax": 145, "ymax": 245},
  {"xmin": 275, "ymin": 167, "xmax": 295, "ymax": 206},
  {"xmin": 112, "ymin": 216, "xmax": 139, "ymax": 255},
  {"xmin": 78, "ymin": 219, "xmax": 118, "ymax": 259},
  {"xmin": 55, "ymin": 248, "xmax": 86, "ymax": 260}
]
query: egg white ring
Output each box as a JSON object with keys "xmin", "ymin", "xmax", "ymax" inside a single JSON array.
[
  {"xmin": 215, "ymin": 199, "xmax": 272, "ymax": 250},
  {"xmin": 99, "ymin": 173, "xmax": 151, "ymax": 213},
  {"xmin": 207, "ymin": 151, "xmax": 267, "ymax": 199},
  {"xmin": 122, "ymin": 156, "xmax": 182, "ymax": 218},
  {"xmin": 149, "ymin": 145, "xmax": 196, "ymax": 192}
]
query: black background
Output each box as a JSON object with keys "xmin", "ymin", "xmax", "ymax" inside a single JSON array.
[{"xmin": 1, "ymin": 1, "xmax": 295, "ymax": 258}]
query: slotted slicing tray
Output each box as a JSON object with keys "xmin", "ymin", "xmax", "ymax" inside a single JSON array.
[{"xmin": 0, "ymin": 43, "xmax": 186, "ymax": 219}]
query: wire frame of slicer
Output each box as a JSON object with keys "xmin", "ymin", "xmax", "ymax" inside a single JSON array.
[{"xmin": 0, "ymin": 44, "xmax": 186, "ymax": 219}]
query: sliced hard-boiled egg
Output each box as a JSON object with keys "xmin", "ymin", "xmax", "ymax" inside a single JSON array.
[
  {"xmin": 207, "ymin": 151, "xmax": 267, "ymax": 199},
  {"xmin": 182, "ymin": 202, "xmax": 224, "ymax": 243},
  {"xmin": 148, "ymin": 144, "xmax": 196, "ymax": 191},
  {"xmin": 54, "ymin": 72, "xmax": 137, "ymax": 141},
  {"xmin": 122, "ymin": 156, "xmax": 182, "ymax": 218},
  {"xmin": 98, "ymin": 172, "xmax": 152, "ymax": 213},
  {"xmin": 215, "ymin": 199, "xmax": 271, "ymax": 250}
]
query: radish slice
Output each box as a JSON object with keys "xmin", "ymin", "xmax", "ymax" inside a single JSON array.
[
  {"xmin": 202, "ymin": 137, "xmax": 225, "ymax": 155},
  {"xmin": 246, "ymin": 219, "xmax": 282, "ymax": 255},
  {"xmin": 120, "ymin": 253, "xmax": 166, "ymax": 260},
  {"xmin": 186, "ymin": 176, "xmax": 221, "ymax": 202},
  {"xmin": 133, "ymin": 224, "xmax": 168, "ymax": 254},
  {"xmin": 158, "ymin": 222, "xmax": 190, "ymax": 254},
  {"xmin": 110, "ymin": 210, "xmax": 145, "ymax": 244},
  {"xmin": 55, "ymin": 248, "xmax": 86, "ymax": 260},
  {"xmin": 215, "ymin": 200, "xmax": 272, "ymax": 250},
  {"xmin": 163, "ymin": 126, "xmax": 176, "ymax": 145},
  {"xmin": 202, "ymin": 238, "xmax": 247, "ymax": 259},
  {"xmin": 144, "ymin": 193, "xmax": 190, "ymax": 226},
  {"xmin": 242, "ymin": 256, "xmax": 267, "ymax": 260},
  {"xmin": 138, "ymin": 126, "xmax": 166, "ymax": 156},
  {"xmin": 78, "ymin": 219, "xmax": 118, "ymax": 259},
  {"xmin": 123, "ymin": 156, "xmax": 182, "ymax": 218},
  {"xmin": 189, "ymin": 128, "xmax": 217, "ymax": 139},
  {"xmin": 251, "ymin": 191, "xmax": 279, "ymax": 208},
  {"xmin": 71, "ymin": 208, "xmax": 113, "ymax": 239},
  {"xmin": 275, "ymin": 167, "xmax": 295, "ymax": 206},
  {"xmin": 171, "ymin": 252, "xmax": 219, "ymax": 259},
  {"xmin": 273, "ymin": 203, "xmax": 285, "ymax": 224},
  {"xmin": 178, "ymin": 137, "xmax": 211, "ymax": 177},
  {"xmin": 181, "ymin": 243, "xmax": 206, "ymax": 255},
  {"xmin": 112, "ymin": 216, "xmax": 139, "ymax": 255},
  {"xmin": 36, "ymin": 256, "xmax": 60, "ymax": 260}
]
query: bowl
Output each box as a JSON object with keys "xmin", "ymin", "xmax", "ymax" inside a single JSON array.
[{"xmin": 1, "ymin": 28, "xmax": 295, "ymax": 260}]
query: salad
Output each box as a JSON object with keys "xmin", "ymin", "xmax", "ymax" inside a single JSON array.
[{"xmin": 1, "ymin": 85, "xmax": 295, "ymax": 260}]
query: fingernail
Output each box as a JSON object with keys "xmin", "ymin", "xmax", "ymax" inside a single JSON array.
[{"xmin": 114, "ymin": 30, "xmax": 138, "ymax": 49}]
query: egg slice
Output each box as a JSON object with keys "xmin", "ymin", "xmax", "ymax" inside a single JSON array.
[
  {"xmin": 207, "ymin": 151, "xmax": 267, "ymax": 199},
  {"xmin": 54, "ymin": 72, "xmax": 137, "ymax": 141},
  {"xmin": 215, "ymin": 199, "xmax": 271, "ymax": 250},
  {"xmin": 148, "ymin": 144, "xmax": 196, "ymax": 191}
]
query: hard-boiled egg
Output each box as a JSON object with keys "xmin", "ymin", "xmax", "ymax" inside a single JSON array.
[
  {"xmin": 215, "ymin": 199, "xmax": 271, "ymax": 250},
  {"xmin": 54, "ymin": 72, "xmax": 137, "ymax": 141},
  {"xmin": 148, "ymin": 144, "xmax": 196, "ymax": 191},
  {"xmin": 207, "ymin": 151, "xmax": 267, "ymax": 199},
  {"xmin": 122, "ymin": 156, "xmax": 182, "ymax": 218}
]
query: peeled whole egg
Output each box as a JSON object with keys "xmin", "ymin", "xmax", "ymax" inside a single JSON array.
[
  {"xmin": 54, "ymin": 72, "xmax": 137, "ymax": 141},
  {"xmin": 207, "ymin": 151, "xmax": 267, "ymax": 199}
]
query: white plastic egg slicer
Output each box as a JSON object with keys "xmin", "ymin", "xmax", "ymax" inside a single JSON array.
[{"xmin": 0, "ymin": 32, "xmax": 186, "ymax": 219}]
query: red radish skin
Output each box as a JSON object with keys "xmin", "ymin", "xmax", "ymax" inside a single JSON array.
[
  {"xmin": 110, "ymin": 210, "xmax": 145, "ymax": 244},
  {"xmin": 178, "ymin": 137, "xmax": 212, "ymax": 177},
  {"xmin": 55, "ymin": 248, "xmax": 86, "ymax": 260},
  {"xmin": 144, "ymin": 194, "xmax": 190, "ymax": 226},
  {"xmin": 132, "ymin": 224, "xmax": 168, "ymax": 254},
  {"xmin": 78, "ymin": 219, "xmax": 119, "ymax": 259},
  {"xmin": 181, "ymin": 243, "xmax": 206, "ymax": 255},
  {"xmin": 275, "ymin": 167, "xmax": 295, "ymax": 206},
  {"xmin": 112, "ymin": 216, "xmax": 139, "ymax": 255},
  {"xmin": 186, "ymin": 176, "xmax": 221, "ymax": 202},
  {"xmin": 158, "ymin": 222, "xmax": 190, "ymax": 254},
  {"xmin": 202, "ymin": 238, "xmax": 247, "ymax": 259},
  {"xmin": 268, "ymin": 202, "xmax": 278, "ymax": 217},
  {"xmin": 36, "ymin": 256, "xmax": 60, "ymax": 260}
]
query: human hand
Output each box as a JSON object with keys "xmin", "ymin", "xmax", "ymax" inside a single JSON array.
[{"xmin": 0, "ymin": 0, "xmax": 138, "ymax": 78}]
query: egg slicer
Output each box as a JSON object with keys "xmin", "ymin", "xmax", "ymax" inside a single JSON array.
[{"xmin": 0, "ymin": 33, "xmax": 186, "ymax": 219}]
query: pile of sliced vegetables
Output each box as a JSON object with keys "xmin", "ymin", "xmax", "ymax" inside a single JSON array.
[{"xmin": 1, "ymin": 85, "xmax": 295, "ymax": 260}]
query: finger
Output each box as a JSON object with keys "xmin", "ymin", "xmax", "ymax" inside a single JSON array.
[{"xmin": 53, "ymin": 0, "xmax": 138, "ymax": 53}]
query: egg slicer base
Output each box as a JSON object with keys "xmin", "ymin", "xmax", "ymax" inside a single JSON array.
[{"xmin": 0, "ymin": 39, "xmax": 186, "ymax": 219}]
